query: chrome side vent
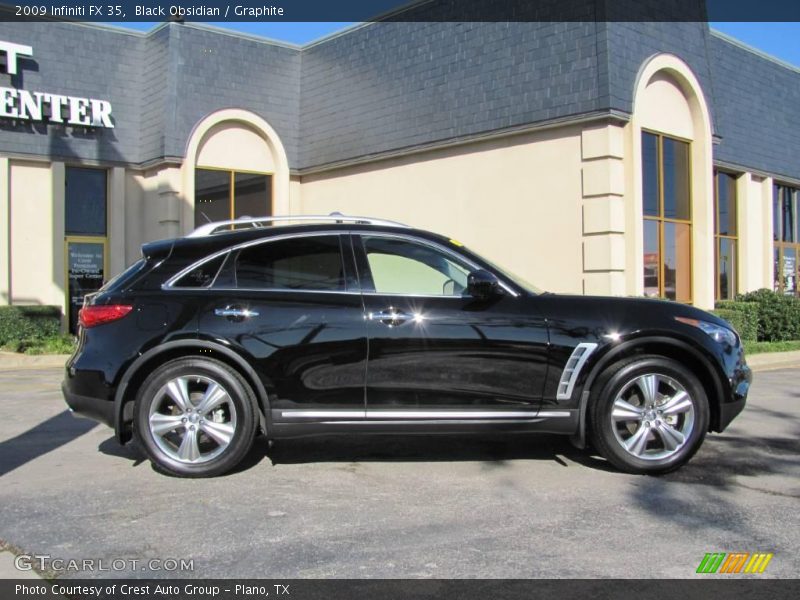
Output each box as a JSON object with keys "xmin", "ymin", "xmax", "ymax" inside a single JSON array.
[{"xmin": 556, "ymin": 342, "xmax": 598, "ymax": 401}]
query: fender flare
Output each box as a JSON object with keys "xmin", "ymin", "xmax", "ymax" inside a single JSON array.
[
  {"xmin": 569, "ymin": 336, "xmax": 725, "ymax": 449},
  {"xmin": 113, "ymin": 340, "xmax": 271, "ymax": 443}
]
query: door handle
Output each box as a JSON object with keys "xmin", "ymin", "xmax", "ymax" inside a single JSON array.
[
  {"xmin": 369, "ymin": 308, "xmax": 413, "ymax": 327},
  {"xmin": 214, "ymin": 306, "xmax": 259, "ymax": 320}
]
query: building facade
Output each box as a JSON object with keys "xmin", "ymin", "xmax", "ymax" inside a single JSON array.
[{"xmin": 1, "ymin": 9, "xmax": 799, "ymax": 331}]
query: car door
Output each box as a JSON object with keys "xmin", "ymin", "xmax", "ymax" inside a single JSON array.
[
  {"xmin": 354, "ymin": 232, "xmax": 549, "ymax": 419},
  {"xmin": 194, "ymin": 232, "xmax": 368, "ymax": 422}
]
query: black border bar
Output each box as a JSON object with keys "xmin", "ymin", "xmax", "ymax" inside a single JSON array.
[
  {"xmin": 4, "ymin": 579, "xmax": 800, "ymax": 600},
  {"xmin": 2, "ymin": 0, "xmax": 800, "ymax": 23}
]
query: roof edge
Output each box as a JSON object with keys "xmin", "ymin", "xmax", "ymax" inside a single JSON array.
[{"xmin": 710, "ymin": 28, "xmax": 800, "ymax": 76}]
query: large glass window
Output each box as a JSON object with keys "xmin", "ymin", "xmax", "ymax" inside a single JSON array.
[
  {"xmin": 362, "ymin": 236, "xmax": 471, "ymax": 296},
  {"xmin": 714, "ymin": 171, "xmax": 738, "ymax": 300},
  {"xmin": 65, "ymin": 167, "xmax": 108, "ymax": 333},
  {"xmin": 65, "ymin": 167, "xmax": 107, "ymax": 235},
  {"xmin": 641, "ymin": 132, "xmax": 692, "ymax": 303},
  {"xmin": 194, "ymin": 168, "xmax": 272, "ymax": 227},
  {"xmin": 774, "ymin": 183, "xmax": 800, "ymax": 296},
  {"xmin": 234, "ymin": 236, "xmax": 345, "ymax": 291}
]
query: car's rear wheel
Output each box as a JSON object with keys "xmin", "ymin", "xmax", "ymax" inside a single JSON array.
[
  {"xmin": 134, "ymin": 357, "xmax": 257, "ymax": 478},
  {"xmin": 589, "ymin": 355, "xmax": 709, "ymax": 474}
]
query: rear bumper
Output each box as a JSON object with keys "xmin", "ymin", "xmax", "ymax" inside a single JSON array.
[{"xmin": 61, "ymin": 381, "xmax": 114, "ymax": 428}]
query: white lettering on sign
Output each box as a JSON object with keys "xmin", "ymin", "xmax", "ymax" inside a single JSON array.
[
  {"xmin": 0, "ymin": 40, "xmax": 33, "ymax": 75},
  {"xmin": 0, "ymin": 40, "xmax": 114, "ymax": 128}
]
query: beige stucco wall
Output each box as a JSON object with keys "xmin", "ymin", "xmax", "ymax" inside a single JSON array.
[
  {"xmin": 196, "ymin": 122, "xmax": 277, "ymax": 173},
  {"xmin": 736, "ymin": 173, "xmax": 775, "ymax": 293},
  {"xmin": 8, "ymin": 160, "xmax": 63, "ymax": 307},
  {"xmin": 299, "ymin": 126, "xmax": 586, "ymax": 295}
]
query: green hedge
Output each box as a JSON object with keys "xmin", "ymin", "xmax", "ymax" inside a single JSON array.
[
  {"xmin": 712, "ymin": 301, "xmax": 759, "ymax": 342},
  {"xmin": 0, "ymin": 306, "xmax": 62, "ymax": 346},
  {"xmin": 731, "ymin": 289, "xmax": 800, "ymax": 342}
]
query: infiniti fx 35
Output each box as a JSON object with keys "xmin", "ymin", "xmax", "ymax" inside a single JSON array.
[{"xmin": 62, "ymin": 215, "xmax": 751, "ymax": 477}]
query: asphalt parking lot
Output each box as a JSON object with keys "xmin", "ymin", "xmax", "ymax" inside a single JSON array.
[{"xmin": 0, "ymin": 365, "xmax": 797, "ymax": 579}]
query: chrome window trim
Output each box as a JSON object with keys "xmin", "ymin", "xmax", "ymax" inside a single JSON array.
[
  {"xmin": 163, "ymin": 229, "xmax": 520, "ymax": 297},
  {"xmin": 357, "ymin": 231, "xmax": 520, "ymax": 298},
  {"xmin": 556, "ymin": 342, "xmax": 599, "ymax": 401}
]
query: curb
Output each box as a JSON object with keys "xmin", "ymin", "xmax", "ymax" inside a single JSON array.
[
  {"xmin": 1, "ymin": 351, "xmax": 799, "ymax": 373},
  {"xmin": 745, "ymin": 350, "xmax": 800, "ymax": 372},
  {"xmin": 0, "ymin": 550, "xmax": 46, "ymax": 580},
  {"xmin": 0, "ymin": 352, "xmax": 69, "ymax": 371}
]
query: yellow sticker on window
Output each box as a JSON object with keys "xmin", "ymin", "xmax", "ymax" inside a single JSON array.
[{"xmin": 449, "ymin": 239, "xmax": 464, "ymax": 247}]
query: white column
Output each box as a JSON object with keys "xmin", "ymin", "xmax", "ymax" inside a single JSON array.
[
  {"xmin": 580, "ymin": 124, "xmax": 627, "ymax": 296},
  {"xmin": 109, "ymin": 167, "xmax": 126, "ymax": 276},
  {"xmin": 761, "ymin": 177, "xmax": 774, "ymax": 290},
  {"xmin": 51, "ymin": 162, "xmax": 66, "ymax": 324},
  {"xmin": 0, "ymin": 157, "xmax": 9, "ymax": 305}
]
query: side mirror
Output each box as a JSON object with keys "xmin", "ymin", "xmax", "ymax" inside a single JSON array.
[{"xmin": 467, "ymin": 269, "xmax": 501, "ymax": 300}]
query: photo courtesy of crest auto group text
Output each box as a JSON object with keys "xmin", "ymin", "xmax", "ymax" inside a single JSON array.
[{"xmin": 0, "ymin": 1, "xmax": 798, "ymax": 598}]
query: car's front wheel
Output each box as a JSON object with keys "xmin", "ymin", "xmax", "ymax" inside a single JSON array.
[
  {"xmin": 134, "ymin": 357, "xmax": 258, "ymax": 477},
  {"xmin": 589, "ymin": 355, "xmax": 709, "ymax": 474}
]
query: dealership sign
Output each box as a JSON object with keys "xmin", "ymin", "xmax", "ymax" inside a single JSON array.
[{"xmin": 0, "ymin": 40, "xmax": 114, "ymax": 128}]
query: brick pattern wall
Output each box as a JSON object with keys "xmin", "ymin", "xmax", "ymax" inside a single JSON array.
[
  {"xmin": 708, "ymin": 33, "xmax": 800, "ymax": 181},
  {"xmin": 163, "ymin": 25, "xmax": 301, "ymax": 166},
  {"xmin": 0, "ymin": 14, "xmax": 798, "ymax": 182},
  {"xmin": 300, "ymin": 20, "xmax": 602, "ymax": 168},
  {"xmin": 0, "ymin": 21, "xmax": 143, "ymax": 164}
]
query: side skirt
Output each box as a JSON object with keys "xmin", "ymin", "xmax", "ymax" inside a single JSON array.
[{"xmin": 269, "ymin": 409, "xmax": 579, "ymax": 438}]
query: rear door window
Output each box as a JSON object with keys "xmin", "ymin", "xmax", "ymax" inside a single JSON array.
[{"xmin": 233, "ymin": 235, "xmax": 347, "ymax": 291}]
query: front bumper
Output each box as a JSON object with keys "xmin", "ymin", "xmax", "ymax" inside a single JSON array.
[
  {"xmin": 62, "ymin": 381, "xmax": 114, "ymax": 428},
  {"xmin": 717, "ymin": 362, "xmax": 752, "ymax": 432}
]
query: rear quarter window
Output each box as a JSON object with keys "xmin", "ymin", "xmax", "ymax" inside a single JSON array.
[{"xmin": 171, "ymin": 254, "xmax": 228, "ymax": 288}]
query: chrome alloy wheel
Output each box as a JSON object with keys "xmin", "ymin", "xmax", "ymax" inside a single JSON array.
[
  {"xmin": 148, "ymin": 375, "xmax": 238, "ymax": 464},
  {"xmin": 610, "ymin": 373, "xmax": 695, "ymax": 461}
]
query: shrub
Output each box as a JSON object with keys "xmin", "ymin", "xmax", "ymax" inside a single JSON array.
[
  {"xmin": 0, "ymin": 306, "xmax": 62, "ymax": 346},
  {"xmin": 6, "ymin": 334, "xmax": 77, "ymax": 355},
  {"xmin": 713, "ymin": 301, "xmax": 759, "ymax": 342},
  {"xmin": 734, "ymin": 289, "xmax": 800, "ymax": 342}
]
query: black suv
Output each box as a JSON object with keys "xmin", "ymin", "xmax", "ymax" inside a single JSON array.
[{"xmin": 63, "ymin": 215, "xmax": 751, "ymax": 477}]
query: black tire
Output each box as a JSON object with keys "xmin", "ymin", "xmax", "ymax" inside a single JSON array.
[
  {"xmin": 588, "ymin": 355, "xmax": 709, "ymax": 475},
  {"xmin": 134, "ymin": 357, "xmax": 258, "ymax": 478}
]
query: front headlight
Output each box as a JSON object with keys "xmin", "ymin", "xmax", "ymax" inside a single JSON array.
[{"xmin": 675, "ymin": 316, "xmax": 738, "ymax": 347}]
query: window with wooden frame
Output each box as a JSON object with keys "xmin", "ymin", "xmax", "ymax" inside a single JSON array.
[
  {"xmin": 773, "ymin": 183, "xmax": 799, "ymax": 296},
  {"xmin": 641, "ymin": 131, "xmax": 693, "ymax": 303},
  {"xmin": 194, "ymin": 168, "xmax": 272, "ymax": 227},
  {"xmin": 714, "ymin": 171, "xmax": 738, "ymax": 301}
]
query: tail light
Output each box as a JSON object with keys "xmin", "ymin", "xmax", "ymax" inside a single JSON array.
[{"xmin": 79, "ymin": 305, "xmax": 134, "ymax": 328}]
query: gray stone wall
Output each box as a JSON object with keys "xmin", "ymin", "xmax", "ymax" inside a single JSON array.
[
  {"xmin": 0, "ymin": 21, "xmax": 143, "ymax": 164},
  {"xmin": 0, "ymin": 14, "xmax": 798, "ymax": 182},
  {"xmin": 300, "ymin": 20, "xmax": 602, "ymax": 168}
]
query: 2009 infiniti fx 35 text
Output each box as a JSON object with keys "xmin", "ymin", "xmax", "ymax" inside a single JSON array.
[{"xmin": 62, "ymin": 214, "xmax": 751, "ymax": 477}]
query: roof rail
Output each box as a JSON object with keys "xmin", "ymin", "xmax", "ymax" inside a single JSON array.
[{"xmin": 186, "ymin": 213, "xmax": 410, "ymax": 237}]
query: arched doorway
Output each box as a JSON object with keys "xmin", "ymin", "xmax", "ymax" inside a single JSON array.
[
  {"xmin": 629, "ymin": 54, "xmax": 714, "ymax": 308},
  {"xmin": 182, "ymin": 109, "xmax": 290, "ymax": 234}
]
